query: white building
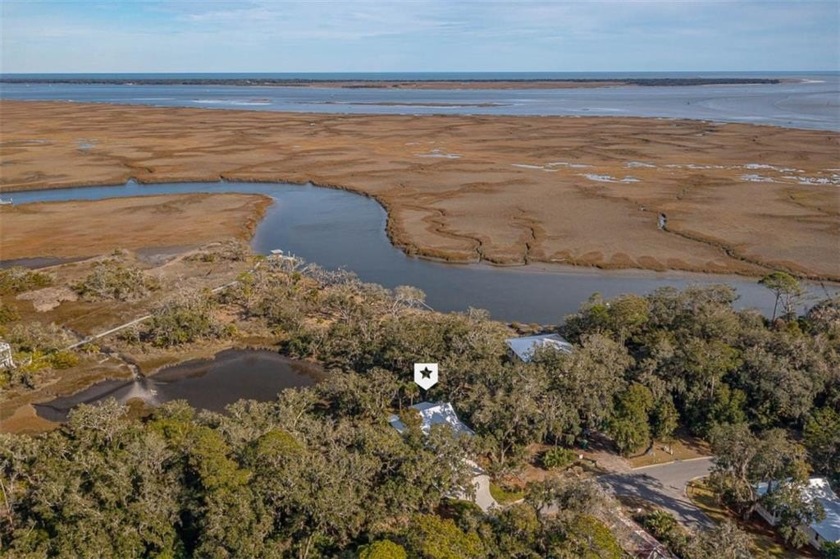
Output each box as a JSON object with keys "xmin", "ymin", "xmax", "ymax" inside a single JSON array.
[
  {"xmin": 389, "ymin": 401, "xmax": 474, "ymax": 437},
  {"xmin": 756, "ymin": 477, "xmax": 840, "ymax": 551},
  {"xmin": 0, "ymin": 341, "xmax": 14, "ymax": 370},
  {"xmin": 505, "ymin": 333, "xmax": 573, "ymax": 362},
  {"xmin": 388, "ymin": 402, "xmax": 498, "ymax": 511}
]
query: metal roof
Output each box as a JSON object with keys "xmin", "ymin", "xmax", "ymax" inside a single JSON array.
[
  {"xmin": 505, "ymin": 333, "xmax": 573, "ymax": 362},
  {"xmin": 757, "ymin": 478, "xmax": 840, "ymax": 544},
  {"xmin": 389, "ymin": 401, "xmax": 474, "ymax": 437},
  {"xmin": 808, "ymin": 478, "xmax": 840, "ymax": 544}
]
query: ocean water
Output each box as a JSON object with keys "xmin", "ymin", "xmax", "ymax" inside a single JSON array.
[{"xmin": 1, "ymin": 72, "xmax": 837, "ymax": 130}]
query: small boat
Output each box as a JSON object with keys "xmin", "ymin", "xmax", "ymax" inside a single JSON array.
[{"xmin": 0, "ymin": 198, "xmax": 13, "ymax": 206}]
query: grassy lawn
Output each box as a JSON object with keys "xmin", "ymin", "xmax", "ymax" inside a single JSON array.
[
  {"xmin": 687, "ymin": 481, "xmax": 818, "ymax": 559},
  {"xmin": 489, "ymin": 482, "xmax": 526, "ymax": 505},
  {"xmin": 627, "ymin": 431, "xmax": 711, "ymax": 468}
]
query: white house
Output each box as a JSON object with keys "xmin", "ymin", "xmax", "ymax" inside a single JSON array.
[
  {"xmin": 388, "ymin": 401, "xmax": 498, "ymax": 511},
  {"xmin": 0, "ymin": 341, "xmax": 14, "ymax": 370},
  {"xmin": 388, "ymin": 401, "xmax": 475, "ymax": 437},
  {"xmin": 505, "ymin": 333, "xmax": 573, "ymax": 362},
  {"xmin": 756, "ymin": 477, "xmax": 840, "ymax": 551}
]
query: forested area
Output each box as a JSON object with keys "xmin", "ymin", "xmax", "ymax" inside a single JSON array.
[{"xmin": 1, "ymin": 256, "xmax": 838, "ymax": 557}]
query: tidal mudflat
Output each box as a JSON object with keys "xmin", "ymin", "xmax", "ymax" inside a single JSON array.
[
  {"xmin": 1, "ymin": 100, "xmax": 837, "ymax": 281},
  {"xmin": 2, "ymin": 181, "xmax": 835, "ymax": 324}
]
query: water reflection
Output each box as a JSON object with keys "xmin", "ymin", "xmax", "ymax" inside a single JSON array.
[
  {"xmin": 35, "ymin": 349, "xmax": 324, "ymax": 422},
  {"xmin": 7, "ymin": 181, "xmax": 836, "ymax": 323}
]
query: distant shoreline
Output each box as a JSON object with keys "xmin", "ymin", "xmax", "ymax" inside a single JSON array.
[{"xmin": 0, "ymin": 77, "xmax": 784, "ymax": 89}]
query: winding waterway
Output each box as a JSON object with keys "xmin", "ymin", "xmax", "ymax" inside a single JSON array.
[{"xmin": 6, "ymin": 180, "xmax": 836, "ymax": 324}]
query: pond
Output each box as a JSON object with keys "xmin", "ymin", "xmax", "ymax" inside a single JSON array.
[{"xmin": 35, "ymin": 349, "xmax": 325, "ymax": 422}]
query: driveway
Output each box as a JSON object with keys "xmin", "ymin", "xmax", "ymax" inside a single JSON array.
[
  {"xmin": 459, "ymin": 460, "xmax": 500, "ymax": 512},
  {"xmin": 599, "ymin": 457, "xmax": 714, "ymax": 530}
]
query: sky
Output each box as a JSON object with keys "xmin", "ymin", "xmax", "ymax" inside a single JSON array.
[{"xmin": 1, "ymin": 1, "xmax": 838, "ymax": 73}]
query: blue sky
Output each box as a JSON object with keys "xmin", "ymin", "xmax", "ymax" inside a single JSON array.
[{"xmin": 1, "ymin": 1, "xmax": 837, "ymax": 73}]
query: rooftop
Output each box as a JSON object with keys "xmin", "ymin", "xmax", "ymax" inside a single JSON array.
[
  {"xmin": 757, "ymin": 477, "xmax": 840, "ymax": 544},
  {"xmin": 389, "ymin": 401, "xmax": 474, "ymax": 437},
  {"xmin": 505, "ymin": 333, "xmax": 573, "ymax": 362}
]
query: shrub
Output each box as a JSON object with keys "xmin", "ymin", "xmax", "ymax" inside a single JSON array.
[
  {"xmin": 0, "ymin": 301, "xmax": 20, "ymax": 324},
  {"xmin": 639, "ymin": 510, "xmax": 690, "ymax": 556},
  {"xmin": 186, "ymin": 240, "xmax": 249, "ymax": 263},
  {"xmin": 542, "ymin": 447, "xmax": 578, "ymax": 470},
  {"xmin": 6, "ymin": 322, "xmax": 73, "ymax": 353},
  {"xmin": 146, "ymin": 291, "xmax": 226, "ymax": 348},
  {"xmin": 73, "ymin": 259, "xmax": 159, "ymax": 301},
  {"xmin": 0, "ymin": 267, "xmax": 52, "ymax": 295},
  {"xmin": 49, "ymin": 350, "xmax": 80, "ymax": 369}
]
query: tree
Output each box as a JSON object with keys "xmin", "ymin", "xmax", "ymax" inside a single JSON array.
[
  {"xmin": 0, "ymin": 267, "xmax": 52, "ymax": 295},
  {"xmin": 524, "ymin": 478, "xmax": 607, "ymax": 518},
  {"xmin": 686, "ymin": 521, "xmax": 752, "ymax": 559},
  {"xmin": 557, "ymin": 514, "xmax": 623, "ymax": 559},
  {"xmin": 607, "ymin": 383, "xmax": 654, "ymax": 455},
  {"xmin": 563, "ymin": 293, "xmax": 649, "ymax": 343},
  {"xmin": 541, "ymin": 447, "xmax": 577, "ymax": 470},
  {"xmin": 804, "ymin": 407, "xmax": 840, "ymax": 482},
  {"xmin": 822, "ymin": 542, "xmax": 840, "ymax": 559},
  {"xmin": 358, "ymin": 540, "xmax": 408, "ymax": 559},
  {"xmin": 491, "ymin": 503, "xmax": 541, "ymax": 557},
  {"xmin": 406, "ymin": 514, "xmax": 485, "ymax": 559},
  {"xmin": 759, "ymin": 271, "xmax": 803, "ymax": 321},
  {"xmin": 669, "ymin": 338, "xmax": 741, "ymax": 434},
  {"xmin": 467, "ymin": 364, "xmax": 547, "ymax": 470},
  {"xmin": 550, "ymin": 334, "xmax": 631, "ymax": 439},
  {"xmin": 650, "ymin": 397, "xmax": 679, "ymax": 451},
  {"xmin": 5, "ymin": 401, "xmax": 184, "ymax": 558},
  {"xmin": 709, "ymin": 423, "xmax": 810, "ymax": 518}
]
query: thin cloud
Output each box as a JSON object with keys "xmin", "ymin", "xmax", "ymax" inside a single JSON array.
[{"xmin": 1, "ymin": 0, "xmax": 837, "ymax": 72}]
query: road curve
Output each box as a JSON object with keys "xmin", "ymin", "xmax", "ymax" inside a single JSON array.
[{"xmin": 599, "ymin": 457, "xmax": 714, "ymax": 530}]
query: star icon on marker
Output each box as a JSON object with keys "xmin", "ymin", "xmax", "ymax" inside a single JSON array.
[{"xmin": 414, "ymin": 363, "xmax": 439, "ymax": 390}]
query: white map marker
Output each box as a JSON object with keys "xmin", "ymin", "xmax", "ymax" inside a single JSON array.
[{"xmin": 414, "ymin": 363, "xmax": 439, "ymax": 390}]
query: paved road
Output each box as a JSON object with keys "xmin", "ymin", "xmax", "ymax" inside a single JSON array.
[{"xmin": 599, "ymin": 457, "xmax": 714, "ymax": 530}]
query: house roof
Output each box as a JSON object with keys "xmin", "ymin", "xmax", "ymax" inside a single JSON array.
[
  {"xmin": 505, "ymin": 333, "xmax": 573, "ymax": 362},
  {"xmin": 808, "ymin": 478, "xmax": 840, "ymax": 544},
  {"xmin": 757, "ymin": 478, "xmax": 840, "ymax": 544},
  {"xmin": 389, "ymin": 401, "xmax": 474, "ymax": 437}
]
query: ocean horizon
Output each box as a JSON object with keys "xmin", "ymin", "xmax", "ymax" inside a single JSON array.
[{"xmin": 2, "ymin": 70, "xmax": 838, "ymax": 81}]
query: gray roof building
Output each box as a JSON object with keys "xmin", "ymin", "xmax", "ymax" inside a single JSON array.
[
  {"xmin": 506, "ymin": 333, "xmax": 573, "ymax": 362},
  {"xmin": 756, "ymin": 477, "xmax": 840, "ymax": 550}
]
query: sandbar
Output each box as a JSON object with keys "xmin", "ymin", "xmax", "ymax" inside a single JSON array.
[{"xmin": 0, "ymin": 100, "xmax": 837, "ymax": 280}]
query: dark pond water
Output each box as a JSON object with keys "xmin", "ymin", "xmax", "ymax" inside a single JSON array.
[
  {"xmin": 1, "ymin": 73, "xmax": 838, "ymax": 130},
  {"xmin": 35, "ymin": 349, "xmax": 324, "ymax": 422},
  {"xmin": 6, "ymin": 181, "xmax": 836, "ymax": 324}
]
